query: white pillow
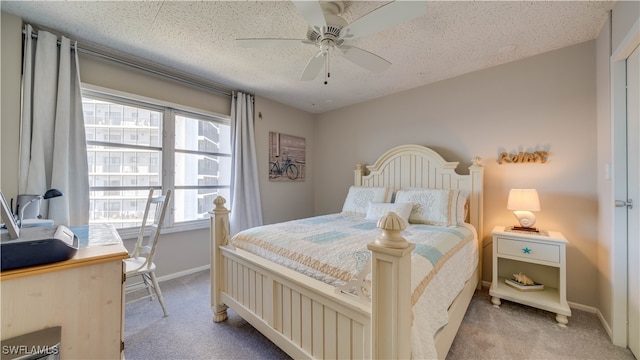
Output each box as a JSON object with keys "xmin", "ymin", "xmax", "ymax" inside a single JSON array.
[
  {"xmin": 341, "ymin": 186, "xmax": 393, "ymax": 216},
  {"xmin": 455, "ymin": 190, "xmax": 470, "ymax": 224},
  {"xmin": 365, "ymin": 202, "xmax": 412, "ymax": 223},
  {"xmin": 394, "ymin": 188, "xmax": 457, "ymax": 226}
]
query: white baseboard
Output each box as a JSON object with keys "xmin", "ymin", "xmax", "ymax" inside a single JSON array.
[
  {"xmin": 596, "ymin": 308, "xmax": 614, "ymax": 340},
  {"xmin": 156, "ymin": 265, "xmax": 210, "ymax": 283},
  {"xmin": 568, "ymin": 300, "xmax": 598, "ymax": 314},
  {"xmin": 568, "ymin": 302, "xmax": 615, "ymax": 343}
]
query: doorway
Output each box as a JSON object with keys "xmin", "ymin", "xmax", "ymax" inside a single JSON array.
[{"xmin": 612, "ymin": 18, "xmax": 640, "ymax": 355}]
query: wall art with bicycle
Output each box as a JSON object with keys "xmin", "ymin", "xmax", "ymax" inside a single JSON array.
[{"xmin": 268, "ymin": 131, "xmax": 305, "ymax": 182}]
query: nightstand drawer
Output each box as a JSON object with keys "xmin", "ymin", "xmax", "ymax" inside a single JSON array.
[{"xmin": 497, "ymin": 237, "xmax": 560, "ymax": 263}]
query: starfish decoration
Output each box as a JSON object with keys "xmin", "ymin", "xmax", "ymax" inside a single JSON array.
[{"xmin": 523, "ymin": 247, "xmax": 532, "ymax": 254}]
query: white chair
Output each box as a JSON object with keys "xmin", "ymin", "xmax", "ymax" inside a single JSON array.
[{"xmin": 124, "ymin": 189, "xmax": 171, "ymax": 317}]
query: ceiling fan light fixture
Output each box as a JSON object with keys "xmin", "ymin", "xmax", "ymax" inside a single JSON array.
[{"xmin": 307, "ymin": 11, "xmax": 347, "ymax": 42}]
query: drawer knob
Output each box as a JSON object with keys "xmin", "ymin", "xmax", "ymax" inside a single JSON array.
[{"xmin": 523, "ymin": 247, "xmax": 532, "ymax": 254}]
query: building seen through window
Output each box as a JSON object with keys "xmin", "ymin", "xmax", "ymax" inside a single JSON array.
[{"xmin": 83, "ymin": 95, "xmax": 231, "ymax": 230}]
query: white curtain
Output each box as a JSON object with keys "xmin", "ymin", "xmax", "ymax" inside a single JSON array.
[
  {"xmin": 19, "ymin": 25, "xmax": 89, "ymax": 226},
  {"xmin": 229, "ymin": 91, "xmax": 263, "ymax": 235}
]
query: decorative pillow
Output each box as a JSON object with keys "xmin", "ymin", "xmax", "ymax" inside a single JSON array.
[
  {"xmin": 394, "ymin": 188, "xmax": 457, "ymax": 226},
  {"xmin": 365, "ymin": 202, "xmax": 412, "ymax": 223},
  {"xmin": 455, "ymin": 190, "xmax": 470, "ymax": 224},
  {"xmin": 341, "ymin": 186, "xmax": 393, "ymax": 216}
]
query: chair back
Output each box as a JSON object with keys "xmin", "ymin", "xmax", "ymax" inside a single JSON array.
[{"xmin": 130, "ymin": 189, "xmax": 172, "ymax": 269}]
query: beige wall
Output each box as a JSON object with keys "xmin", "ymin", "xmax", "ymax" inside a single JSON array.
[
  {"xmin": 1, "ymin": 12, "xmax": 23, "ymax": 196},
  {"xmin": 78, "ymin": 52, "xmax": 231, "ymax": 116},
  {"xmin": 314, "ymin": 41, "xmax": 599, "ymax": 307},
  {"xmin": 254, "ymin": 96, "xmax": 315, "ymax": 225}
]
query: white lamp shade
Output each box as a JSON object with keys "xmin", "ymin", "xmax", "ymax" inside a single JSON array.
[{"xmin": 507, "ymin": 189, "xmax": 541, "ymax": 211}]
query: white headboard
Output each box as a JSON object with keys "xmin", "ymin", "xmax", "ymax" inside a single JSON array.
[{"xmin": 353, "ymin": 144, "xmax": 484, "ymax": 264}]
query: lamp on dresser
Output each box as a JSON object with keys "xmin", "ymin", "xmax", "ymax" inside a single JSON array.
[
  {"xmin": 507, "ymin": 188, "xmax": 540, "ymax": 232},
  {"xmin": 17, "ymin": 188, "xmax": 63, "ymax": 228}
]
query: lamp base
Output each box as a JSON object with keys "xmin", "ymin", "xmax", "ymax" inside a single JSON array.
[
  {"xmin": 513, "ymin": 210, "xmax": 537, "ymax": 228},
  {"xmin": 510, "ymin": 226, "xmax": 539, "ymax": 233}
]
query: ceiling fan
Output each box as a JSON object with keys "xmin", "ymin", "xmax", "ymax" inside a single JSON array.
[{"xmin": 236, "ymin": 1, "xmax": 427, "ymax": 84}]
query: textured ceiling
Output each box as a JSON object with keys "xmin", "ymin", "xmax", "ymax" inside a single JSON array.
[{"xmin": 1, "ymin": 1, "xmax": 614, "ymax": 114}]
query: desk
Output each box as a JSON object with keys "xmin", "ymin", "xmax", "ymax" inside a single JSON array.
[{"xmin": 1, "ymin": 224, "xmax": 128, "ymax": 359}]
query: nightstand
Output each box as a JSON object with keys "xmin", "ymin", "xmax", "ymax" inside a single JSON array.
[{"xmin": 489, "ymin": 226, "xmax": 571, "ymax": 326}]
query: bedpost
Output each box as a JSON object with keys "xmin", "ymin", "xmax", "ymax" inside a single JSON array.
[
  {"xmin": 354, "ymin": 163, "xmax": 366, "ymax": 186},
  {"xmin": 367, "ymin": 212, "xmax": 414, "ymax": 359},
  {"xmin": 210, "ymin": 196, "xmax": 229, "ymax": 322},
  {"xmin": 468, "ymin": 156, "xmax": 484, "ymax": 290}
]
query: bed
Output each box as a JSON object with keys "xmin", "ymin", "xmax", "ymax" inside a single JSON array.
[{"xmin": 210, "ymin": 144, "xmax": 484, "ymax": 359}]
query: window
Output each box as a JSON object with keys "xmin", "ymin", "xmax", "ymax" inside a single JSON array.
[
  {"xmin": 82, "ymin": 90, "xmax": 231, "ymax": 232},
  {"xmin": 173, "ymin": 114, "xmax": 231, "ymax": 224}
]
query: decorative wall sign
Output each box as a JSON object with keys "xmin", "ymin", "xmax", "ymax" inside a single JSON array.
[
  {"xmin": 269, "ymin": 132, "xmax": 306, "ymax": 182},
  {"xmin": 498, "ymin": 150, "xmax": 548, "ymax": 164}
]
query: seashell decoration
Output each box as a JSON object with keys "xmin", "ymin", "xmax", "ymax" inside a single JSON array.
[{"xmin": 513, "ymin": 272, "xmax": 535, "ymax": 286}]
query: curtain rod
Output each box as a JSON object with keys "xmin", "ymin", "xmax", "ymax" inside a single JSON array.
[{"xmin": 23, "ymin": 28, "xmax": 232, "ymax": 98}]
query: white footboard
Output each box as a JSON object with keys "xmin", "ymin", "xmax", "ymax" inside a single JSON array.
[
  {"xmin": 220, "ymin": 245, "xmax": 371, "ymax": 358},
  {"xmin": 211, "ymin": 197, "xmax": 414, "ymax": 359}
]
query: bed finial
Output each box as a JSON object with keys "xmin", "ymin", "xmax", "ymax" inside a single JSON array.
[
  {"xmin": 354, "ymin": 162, "xmax": 369, "ymax": 185},
  {"xmin": 375, "ymin": 212, "xmax": 410, "ymax": 249},
  {"xmin": 471, "ymin": 156, "xmax": 482, "ymax": 167},
  {"xmin": 213, "ymin": 195, "xmax": 227, "ymax": 209}
]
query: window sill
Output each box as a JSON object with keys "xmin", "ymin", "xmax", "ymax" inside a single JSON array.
[{"xmin": 116, "ymin": 220, "xmax": 209, "ymax": 240}]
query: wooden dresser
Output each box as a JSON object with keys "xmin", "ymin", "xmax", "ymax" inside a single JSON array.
[{"xmin": 1, "ymin": 224, "xmax": 128, "ymax": 359}]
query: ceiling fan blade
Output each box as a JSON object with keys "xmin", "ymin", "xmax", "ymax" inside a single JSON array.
[
  {"xmin": 337, "ymin": 45, "xmax": 391, "ymax": 73},
  {"xmin": 300, "ymin": 51, "xmax": 325, "ymax": 81},
  {"xmin": 236, "ymin": 38, "xmax": 310, "ymax": 48},
  {"xmin": 291, "ymin": 1, "xmax": 327, "ymax": 30},
  {"xmin": 340, "ymin": 1, "xmax": 427, "ymax": 40}
]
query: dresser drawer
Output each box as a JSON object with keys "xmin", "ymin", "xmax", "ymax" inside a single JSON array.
[{"xmin": 496, "ymin": 237, "xmax": 560, "ymax": 263}]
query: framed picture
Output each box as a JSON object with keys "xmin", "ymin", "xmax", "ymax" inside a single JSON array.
[
  {"xmin": 268, "ymin": 132, "xmax": 305, "ymax": 182},
  {"xmin": 1, "ymin": 190, "xmax": 20, "ymax": 239}
]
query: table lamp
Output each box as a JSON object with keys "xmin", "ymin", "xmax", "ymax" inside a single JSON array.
[
  {"xmin": 18, "ymin": 188, "xmax": 63, "ymax": 228},
  {"xmin": 507, "ymin": 189, "xmax": 540, "ymax": 232}
]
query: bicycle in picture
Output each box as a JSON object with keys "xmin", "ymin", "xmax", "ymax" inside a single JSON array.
[{"xmin": 269, "ymin": 154, "xmax": 299, "ymax": 180}]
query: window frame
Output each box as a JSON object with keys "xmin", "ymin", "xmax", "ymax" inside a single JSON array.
[{"xmin": 82, "ymin": 84, "xmax": 231, "ymax": 238}]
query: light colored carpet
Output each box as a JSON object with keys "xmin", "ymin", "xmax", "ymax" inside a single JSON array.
[
  {"xmin": 124, "ymin": 270, "xmax": 635, "ymax": 360},
  {"xmin": 446, "ymin": 289, "xmax": 635, "ymax": 360},
  {"xmin": 124, "ymin": 270, "xmax": 289, "ymax": 360}
]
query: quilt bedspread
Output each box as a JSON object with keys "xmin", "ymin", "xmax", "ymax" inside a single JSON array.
[{"xmin": 231, "ymin": 213, "xmax": 478, "ymax": 359}]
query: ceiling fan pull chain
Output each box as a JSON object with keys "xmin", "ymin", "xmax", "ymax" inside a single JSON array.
[
  {"xmin": 324, "ymin": 47, "xmax": 333, "ymax": 85},
  {"xmin": 325, "ymin": 47, "xmax": 331, "ymax": 85}
]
